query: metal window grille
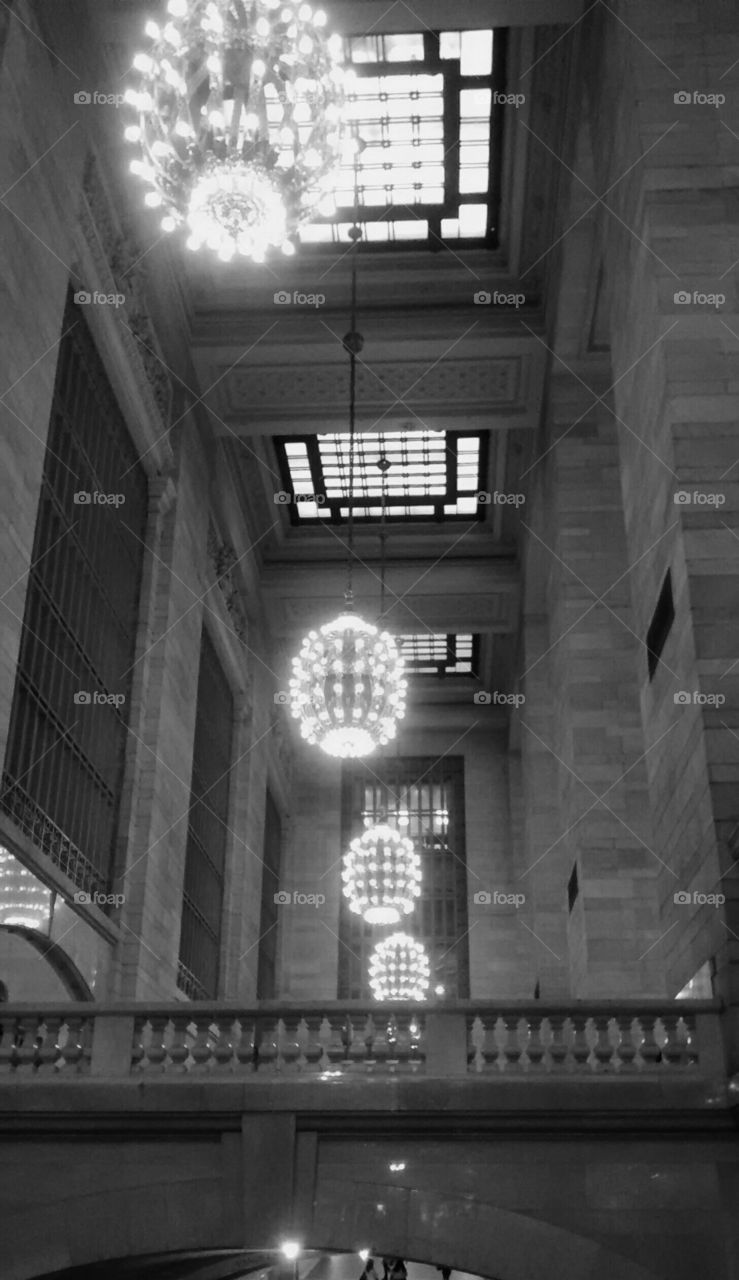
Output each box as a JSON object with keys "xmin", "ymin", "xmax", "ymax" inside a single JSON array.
[
  {"xmin": 1, "ymin": 288, "xmax": 147, "ymax": 898},
  {"xmin": 177, "ymin": 628, "xmax": 233, "ymax": 1000},
  {"xmin": 338, "ymin": 756, "xmax": 469, "ymax": 998}
]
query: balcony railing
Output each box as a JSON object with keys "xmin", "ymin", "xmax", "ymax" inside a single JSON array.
[{"xmin": 0, "ymin": 1000, "xmax": 726, "ymax": 1081}]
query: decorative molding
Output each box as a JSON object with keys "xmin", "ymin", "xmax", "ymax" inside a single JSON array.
[
  {"xmin": 206, "ymin": 521, "xmax": 249, "ymax": 643},
  {"xmin": 226, "ymin": 356, "xmax": 522, "ymax": 419},
  {"xmin": 78, "ymin": 152, "xmax": 174, "ymax": 435}
]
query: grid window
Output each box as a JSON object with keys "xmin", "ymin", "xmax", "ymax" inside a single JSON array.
[
  {"xmin": 338, "ymin": 757, "xmax": 469, "ymax": 999},
  {"xmin": 399, "ymin": 633, "xmax": 478, "ymax": 676},
  {"xmin": 0, "ymin": 289, "xmax": 147, "ymax": 899},
  {"xmin": 177, "ymin": 628, "xmax": 233, "ymax": 1000},
  {"xmin": 298, "ymin": 29, "xmax": 506, "ymax": 249},
  {"xmin": 276, "ymin": 430, "xmax": 487, "ymax": 524}
]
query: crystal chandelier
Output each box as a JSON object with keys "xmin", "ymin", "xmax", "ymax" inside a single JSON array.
[
  {"xmin": 369, "ymin": 933, "xmax": 430, "ymax": 1002},
  {"xmin": 124, "ymin": 0, "xmax": 346, "ymax": 262},
  {"xmin": 287, "ymin": 181, "xmax": 407, "ymax": 759},
  {"xmin": 342, "ymin": 823, "xmax": 421, "ymax": 924}
]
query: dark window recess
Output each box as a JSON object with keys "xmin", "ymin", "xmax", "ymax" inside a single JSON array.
[
  {"xmin": 1, "ymin": 288, "xmax": 148, "ymax": 899},
  {"xmin": 177, "ymin": 629, "xmax": 233, "ymax": 1000},
  {"xmin": 338, "ymin": 756, "xmax": 469, "ymax": 999},
  {"xmin": 567, "ymin": 863, "xmax": 579, "ymax": 913},
  {"xmin": 256, "ymin": 788, "xmax": 282, "ymax": 1000},
  {"xmin": 646, "ymin": 570, "xmax": 675, "ymax": 680}
]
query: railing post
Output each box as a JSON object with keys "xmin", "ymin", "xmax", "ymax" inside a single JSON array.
[
  {"xmin": 425, "ymin": 1012, "xmax": 467, "ymax": 1075},
  {"xmin": 90, "ymin": 1015, "xmax": 135, "ymax": 1077}
]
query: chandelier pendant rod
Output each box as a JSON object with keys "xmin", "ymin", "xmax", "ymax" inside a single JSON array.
[{"xmin": 344, "ymin": 142, "xmax": 362, "ymax": 607}]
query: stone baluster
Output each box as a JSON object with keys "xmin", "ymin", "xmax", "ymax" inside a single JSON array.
[
  {"xmin": 364, "ymin": 1015, "xmax": 379, "ymax": 1072},
  {"xmin": 143, "ymin": 1016, "xmax": 169, "ymax": 1073},
  {"xmin": 409, "ymin": 1014, "xmax": 425, "ymax": 1070},
  {"xmin": 467, "ymin": 1016, "xmax": 482, "ymax": 1072},
  {"xmin": 14, "ymin": 1016, "xmax": 40, "ymax": 1074},
  {"xmin": 235, "ymin": 1016, "xmax": 256, "ymax": 1073},
  {"xmin": 347, "ymin": 1015, "xmax": 369, "ymax": 1070},
  {"xmin": 637, "ymin": 1015, "xmax": 662, "ymax": 1069},
  {"xmin": 547, "ymin": 1016, "xmax": 568, "ymax": 1073},
  {"xmin": 189, "ymin": 1016, "xmax": 215, "ymax": 1073},
  {"xmin": 570, "ymin": 1016, "xmax": 592, "ymax": 1071},
  {"xmin": 592, "ymin": 1016, "xmax": 616, "ymax": 1072},
  {"xmin": 372, "ymin": 1017, "xmax": 391, "ymax": 1071},
  {"xmin": 60, "ymin": 1016, "xmax": 86, "ymax": 1074},
  {"xmin": 131, "ymin": 1016, "xmax": 147, "ymax": 1072},
  {"xmin": 615, "ymin": 1015, "xmax": 638, "ymax": 1072},
  {"xmin": 0, "ymin": 1016, "xmax": 16, "ymax": 1073},
  {"xmin": 502, "ymin": 1015, "xmax": 523, "ymax": 1073},
  {"xmin": 389, "ymin": 1014, "xmax": 412, "ymax": 1071},
  {"xmin": 167, "ymin": 1015, "xmax": 192, "ymax": 1072},
  {"xmin": 660, "ymin": 1013, "xmax": 685, "ymax": 1067},
  {"xmin": 256, "ymin": 1018, "xmax": 279, "ymax": 1072},
  {"xmin": 279, "ymin": 1017, "xmax": 302, "ymax": 1073},
  {"xmin": 323, "ymin": 1015, "xmax": 347, "ymax": 1069},
  {"xmin": 301, "ymin": 1016, "xmax": 325, "ymax": 1071},
  {"xmin": 212, "ymin": 1016, "xmax": 236, "ymax": 1073},
  {"xmin": 681, "ymin": 1013, "xmax": 699, "ymax": 1066},
  {"xmin": 525, "ymin": 1015, "xmax": 546, "ymax": 1071},
  {"xmin": 37, "ymin": 1016, "xmax": 63, "ymax": 1075}
]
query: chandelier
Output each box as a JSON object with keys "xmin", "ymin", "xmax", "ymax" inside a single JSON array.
[
  {"xmin": 342, "ymin": 823, "xmax": 421, "ymax": 924},
  {"xmin": 124, "ymin": 0, "xmax": 346, "ymax": 262},
  {"xmin": 287, "ymin": 177, "xmax": 407, "ymax": 758},
  {"xmin": 369, "ymin": 932, "xmax": 430, "ymax": 1002}
]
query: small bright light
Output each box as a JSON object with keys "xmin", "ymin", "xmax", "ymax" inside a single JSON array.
[
  {"xmin": 124, "ymin": 125, "xmax": 141, "ymax": 142},
  {"xmin": 389, "ymin": 1162, "xmax": 406, "ymax": 1172},
  {"xmin": 161, "ymin": 215, "xmax": 177, "ymax": 232},
  {"xmin": 133, "ymin": 52, "xmax": 153, "ymax": 72},
  {"xmin": 358, "ymin": 1251, "xmax": 371, "ymax": 1263},
  {"xmin": 281, "ymin": 1242, "xmax": 301, "ymax": 1261},
  {"xmin": 145, "ymin": 191, "xmax": 163, "ymax": 207},
  {"xmin": 167, "ymin": 0, "xmax": 187, "ymax": 14},
  {"xmin": 256, "ymin": 16, "xmax": 271, "ymax": 35},
  {"xmin": 313, "ymin": 8, "xmax": 327, "ymax": 25},
  {"xmin": 282, "ymin": 240, "xmax": 296, "ymax": 256},
  {"xmin": 298, "ymin": 34, "xmax": 313, "ymax": 54},
  {"xmin": 252, "ymin": 58, "xmax": 266, "ymax": 77},
  {"xmin": 434, "ymin": 984, "xmax": 445, "ymax": 997}
]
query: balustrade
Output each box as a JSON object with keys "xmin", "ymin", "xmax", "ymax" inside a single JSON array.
[{"xmin": 0, "ymin": 1000, "xmax": 722, "ymax": 1081}]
